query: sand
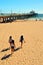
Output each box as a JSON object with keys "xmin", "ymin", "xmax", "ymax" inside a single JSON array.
[{"xmin": 0, "ymin": 20, "xmax": 43, "ymax": 65}]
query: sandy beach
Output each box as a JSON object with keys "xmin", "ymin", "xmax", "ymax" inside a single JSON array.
[{"xmin": 0, "ymin": 20, "xmax": 43, "ymax": 65}]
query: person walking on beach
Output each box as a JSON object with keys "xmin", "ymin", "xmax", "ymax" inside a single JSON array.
[
  {"xmin": 9, "ymin": 36, "xmax": 16, "ymax": 54},
  {"xmin": 20, "ymin": 35, "xmax": 25, "ymax": 48}
]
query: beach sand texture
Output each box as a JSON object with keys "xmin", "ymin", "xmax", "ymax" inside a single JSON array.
[{"xmin": 0, "ymin": 20, "xmax": 43, "ymax": 65}]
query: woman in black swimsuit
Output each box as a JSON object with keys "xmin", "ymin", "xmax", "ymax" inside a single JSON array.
[
  {"xmin": 20, "ymin": 35, "xmax": 25, "ymax": 48},
  {"xmin": 9, "ymin": 36, "xmax": 15, "ymax": 54}
]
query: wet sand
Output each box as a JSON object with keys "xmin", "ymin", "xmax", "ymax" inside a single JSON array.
[{"xmin": 0, "ymin": 20, "xmax": 43, "ymax": 65}]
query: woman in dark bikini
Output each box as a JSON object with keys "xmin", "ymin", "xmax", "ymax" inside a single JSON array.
[
  {"xmin": 20, "ymin": 35, "xmax": 25, "ymax": 48},
  {"xmin": 9, "ymin": 36, "xmax": 15, "ymax": 54}
]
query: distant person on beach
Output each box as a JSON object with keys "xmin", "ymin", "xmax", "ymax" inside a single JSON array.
[
  {"xmin": 9, "ymin": 36, "xmax": 16, "ymax": 54},
  {"xmin": 19, "ymin": 35, "xmax": 25, "ymax": 48}
]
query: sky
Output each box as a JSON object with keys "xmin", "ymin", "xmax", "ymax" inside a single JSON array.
[{"xmin": 0, "ymin": 0, "xmax": 43, "ymax": 13}]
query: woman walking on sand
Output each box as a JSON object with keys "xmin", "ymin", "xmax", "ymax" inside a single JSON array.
[
  {"xmin": 9, "ymin": 36, "xmax": 16, "ymax": 54},
  {"xmin": 20, "ymin": 35, "xmax": 25, "ymax": 48}
]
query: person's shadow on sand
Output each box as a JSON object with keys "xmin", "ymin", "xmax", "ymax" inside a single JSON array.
[
  {"xmin": 14, "ymin": 47, "xmax": 21, "ymax": 51},
  {"xmin": 1, "ymin": 47, "xmax": 21, "ymax": 60},
  {"xmin": 1, "ymin": 46, "xmax": 21, "ymax": 52},
  {"xmin": 1, "ymin": 47, "xmax": 10, "ymax": 52},
  {"xmin": 1, "ymin": 54, "xmax": 11, "ymax": 60}
]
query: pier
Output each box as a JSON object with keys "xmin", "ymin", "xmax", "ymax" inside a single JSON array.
[{"xmin": 0, "ymin": 13, "xmax": 37, "ymax": 23}]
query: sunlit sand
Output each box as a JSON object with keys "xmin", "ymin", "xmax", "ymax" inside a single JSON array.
[{"xmin": 0, "ymin": 20, "xmax": 43, "ymax": 65}]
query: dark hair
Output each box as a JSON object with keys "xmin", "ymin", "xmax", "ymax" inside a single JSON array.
[
  {"xmin": 21, "ymin": 35, "xmax": 23, "ymax": 38},
  {"xmin": 20, "ymin": 35, "xmax": 24, "ymax": 40},
  {"xmin": 9, "ymin": 36, "xmax": 12, "ymax": 39}
]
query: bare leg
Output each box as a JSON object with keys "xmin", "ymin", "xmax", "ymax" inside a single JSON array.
[
  {"xmin": 21, "ymin": 42, "xmax": 23, "ymax": 48},
  {"xmin": 11, "ymin": 48, "xmax": 14, "ymax": 54}
]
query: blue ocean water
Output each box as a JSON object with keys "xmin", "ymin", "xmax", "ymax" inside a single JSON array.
[{"xmin": 29, "ymin": 14, "xmax": 43, "ymax": 20}]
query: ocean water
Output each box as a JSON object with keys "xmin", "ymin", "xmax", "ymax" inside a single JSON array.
[{"xmin": 28, "ymin": 14, "xmax": 43, "ymax": 20}]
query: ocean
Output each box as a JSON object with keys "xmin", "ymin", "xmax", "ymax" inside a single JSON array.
[{"xmin": 28, "ymin": 14, "xmax": 43, "ymax": 20}]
